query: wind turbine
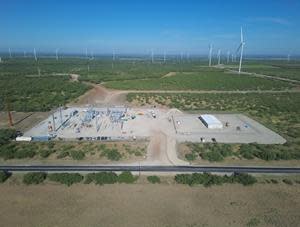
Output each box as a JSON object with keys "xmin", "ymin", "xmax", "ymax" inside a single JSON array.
[
  {"xmin": 55, "ymin": 48, "xmax": 59, "ymax": 60},
  {"xmin": 151, "ymin": 49, "xmax": 154, "ymax": 63},
  {"xmin": 85, "ymin": 48, "xmax": 88, "ymax": 59},
  {"xmin": 227, "ymin": 51, "xmax": 230, "ymax": 64},
  {"xmin": 236, "ymin": 27, "xmax": 245, "ymax": 74},
  {"xmin": 208, "ymin": 44, "xmax": 213, "ymax": 67},
  {"xmin": 287, "ymin": 53, "xmax": 291, "ymax": 62},
  {"xmin": 23, "ymin": 51, "xmax": 26, "ymax": 58},
  {"xmin": 9, "ymin": 48, "xmax": 12, "ymax": 59},
  {"xmin": 33, "ymin": 48, "xmax": 37, "ymax": 61},
  {"xmin": 217, "ymin": 49, "xmax": 221, "ymax": 65},
  {"xmin": 163, "ymin": 50, "xmax": 166, "ymax": 63},
  {"xmin": 113, "ymin": 49, "xmax": 116, "ymax": 61}
]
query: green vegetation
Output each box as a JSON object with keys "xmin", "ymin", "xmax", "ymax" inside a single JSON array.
[
  {"xmin": 185, "ymin": 142, "xmax": 300, "ymax": 162},
  {"xmin": 0, "ymin": 129, "xmax": 17, "ymax": 145},
  {"xmin": 246, "ymin": 217, "xmax": 260, "ymax": 227},
  {"xmin": 0, "ymin": 75, "xmax": 90, "ymax": 111},
  {"xmin": 101, "ymin": 148, "xmax": 122, "ymax": 161},
  {"xmin": 282, "ymin": 179, "xmax": 293, "ymax": 185},
  {"xmin": 48, "ymin": 173, "xmax": 83, "ymax": 186},
  {"xmin": 244, "ymin": 63, "xmax": 300, "ymax": 81},
  {"xmin": 70, "ymin": 150, "xmax": 85, "ymax": 160},
  {"xmin": 174, "ymin": 172, "xmax": 257, "ymax": 187},
  {"xmin": 84, "ymin": 172, "xmax": 118, "ymax": 185},
  {"xmin": 0, "ymin": 171, "xmax": 11, "ymax": 183},
  {"xmin": 118, "ymin": 171, "xmax": 138, "ymax": 183},
  {"xmin": 23, "ymin": 172, "xmax": 47, "ymax": 185},
  {"xmin": 106, "ymin": 71, "xmax": 292, "ymax": 91},
  {"xmin": 147, "ymin": 175, "xmax": 161, "ymax": 184}
]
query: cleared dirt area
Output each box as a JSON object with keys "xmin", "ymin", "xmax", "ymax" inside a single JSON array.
[
  {"xmin": 0, "ymin": 111, "xmax": 50, "ymax": 131},
  {"xmin": 0, "ymin": 182, "xmax": 299, "ymax": 227}
]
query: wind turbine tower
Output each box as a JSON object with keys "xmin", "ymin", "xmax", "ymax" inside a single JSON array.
[
  {"xmin": 56, "ymin": 49, "xmax": 59, "ymax": 60},
  {"xmin": 217, "ymin": 49, "xmax": 221, "ymax": 65},
  {"xmin": 34, "ymin": 48, "xmax": 38, "ymax": 61},
  {"xmin": 236, "ymin": 27, "xmax": 245, "ymax": 74},
  {"xmin": 9, "ymin": 48, "xmax": 12, "ymax": 59},
  {"xmin": 287, "ymin": 53, "xmax": 291, "ymax": 62},
  {"xmin": 164, "ymin": 50, "xmax": 166, "ymax": 63},
  {"xmin": 227, "ymin": 51, "xmax": 230, "ymax": 64},
  {"xmin": 151, "ymin": 49, "xmax": 154, "ymax": 63},
  {"xmin": 208, "ymin": 44, "xmax": 213, "ymax": 67},
  {"xmin": 113, "ymin": 50, "xmax": 116, "ymax": 61}
]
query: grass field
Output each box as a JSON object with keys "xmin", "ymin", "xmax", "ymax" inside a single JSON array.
[
  {"xmin": 105, "ymin": 71, "xmax": 293, "ymax": 90},
  {"xmin": 1, "ymin": 58, "xmax": 299, "ymax": 111},
  {"xmin": 242, "ymin": 61, "xmax": 300, "ymax": 81},
  {"xmin": 0, "ymin": 175, "xmax": 299, "ymax": 227}
]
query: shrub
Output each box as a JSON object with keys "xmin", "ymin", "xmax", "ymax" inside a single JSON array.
[
  {"xmin": 70, "ymin": 150, "xmax": 85, "ymax": 160},
  {"xmin": 93, "ymin": 172, "xmax": 118, "ymax": 185},
  {"xmin": 0, "ymin": 170, "xmax": 11, "ymax": 183},
  {"xmin": 201, "ymin": 150, "xmax": 224, "ymax": 162},
  {"xmin": 118, "ymin": 171, "xmax": 137, "ymax": 183},
  {"xmin": 57, "ymin": 151, "xmax": 69, "ymax": 159},
  {"xmin": 147, "ymin": 175, "xmax": 161, "ymax": 184},
  {"xmin": 40, "ymin": 149, "xmax": 55, "ymax": 158},
  {"xmin": 233, "ymin": 173, "xmax": 257, "ymax": 186},
  {"xmin": 0, "ymin": 129, "xmax": 17, "ymax": 145},
  {"xmin": 174, "ymin": 172, "xmax": 257, "ymax": 186},
  {"xmin": 185, "ymin": 153, "xmax": 196, "ymax": 161},
  {"xmin": 270, "ymin": 179, "xmax": 278, "ymax": 184},
  {"xmin": 282, "ymin": 179, "xmax": 293, "ymax": 185},
  {"xmin": 48, "ymin": 173, "xmax": 83, "ymax": 186},
  {"xmin": 23, "ymin": 172, "xmax": 47, "ymax": 185},
  {"xmin": 102, "ymin": 148, "xmax": 122, "ymax": 161}
]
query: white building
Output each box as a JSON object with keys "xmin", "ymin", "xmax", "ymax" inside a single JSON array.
[{"xmin": 199, "ymin": 114, "xmax": 223, "ymax": 129}]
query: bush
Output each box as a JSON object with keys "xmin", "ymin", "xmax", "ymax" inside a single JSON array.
[
  {"xmin": 233, "ymin": 173, "xmax": 257, "ymax": 186},
  {"xmin": 147, "ymin": 176, "xmax": 161, "ymax": 184},
  {"xmin": 40, "ymin": 149, "xmax": 55, "ymax": 158},
  {"xmin": 174, "ymin": 172, "xmax": 257, "ymax": 186},
  {"xmin": 85, "ymin": 172, "xmax": 118, "ymax": 185},
  {"xmin": 201, "ymin": 150, "xmax": 224, "ymax": 162},
  {"xmin": 57, "ymin": 151, "xmax": 69, "ymax": 159},
  {"xmin": 0, "ymin": 129, "xmax": 17, "ymax": 145},
  {"xmin": 70, "ymin": 150, "xmax": 85, "ymax": 160},
  {"xmin": 48, "ymin": 173, "xmax": 83, "ymax": 186},
  {"xmin": 102, "ymin": 148, "xmax": 122, "ymax": 161},
  {"xmin": 23, "ymin": 172, "xmax": 47, "ymax": 185},
  {"xmin": 118, "ymin": 171, "xmax": 137, "ymax": 183},
  {"xmin": 185, "ymin": 153, "xmax": 196, "ymax": 161},
  {"xmin": 0, "ymin": 170, "xmax": 11, "ymax": 183},
  {"xmin": 282, "ymin": 179, "xmax": 293, "ymax": 185}
]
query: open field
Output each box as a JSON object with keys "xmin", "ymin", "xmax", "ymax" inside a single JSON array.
[
  {"xmin": 0, "ymin": 74, "xmax": 90, "ymax": 111},
  {"xmin": 104, "ymin": 71, "xmax": 294, "ymax": 90},
  {"xmin": 242, "ymin": 62, "xmax": 300, "ymax": 81},
  {"xmin": 0, "ymin": 176, "xmax": 299, "ymax": 227}
]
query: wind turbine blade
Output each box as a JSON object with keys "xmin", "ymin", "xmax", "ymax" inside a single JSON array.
[
  {"xmin": 241, "ymin": 27, "xmax": 243, "ymax": 43},
  {"xmin": 236, "ymin": 43, "xmax": 242, "ymax": 53}
]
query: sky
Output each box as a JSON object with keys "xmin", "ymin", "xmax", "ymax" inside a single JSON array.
[{"xmin": 0, "ymin": 0, "xmax": 300, "ymax": 55}]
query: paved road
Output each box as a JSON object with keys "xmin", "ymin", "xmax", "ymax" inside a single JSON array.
[{"xmin": 1, "ymin": 165, "xmax": 300, "ymax": 174}]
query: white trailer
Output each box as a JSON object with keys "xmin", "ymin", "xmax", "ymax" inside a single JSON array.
[
  {"xmin": 199, "ymin": 115, "xmax": 223, "ymax": 129},
  {"xmin": 16, "ymin": 136, "xmax": 32, "ymax": 142}
]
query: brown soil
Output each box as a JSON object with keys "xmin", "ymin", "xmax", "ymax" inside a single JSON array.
[
  {"xmin": 0, "ymin": 111, "xmax": 51, "ymax": 131},
  {"xmin": 0, "ymin": 182, "xmax": 299, "ymax": 227}
]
